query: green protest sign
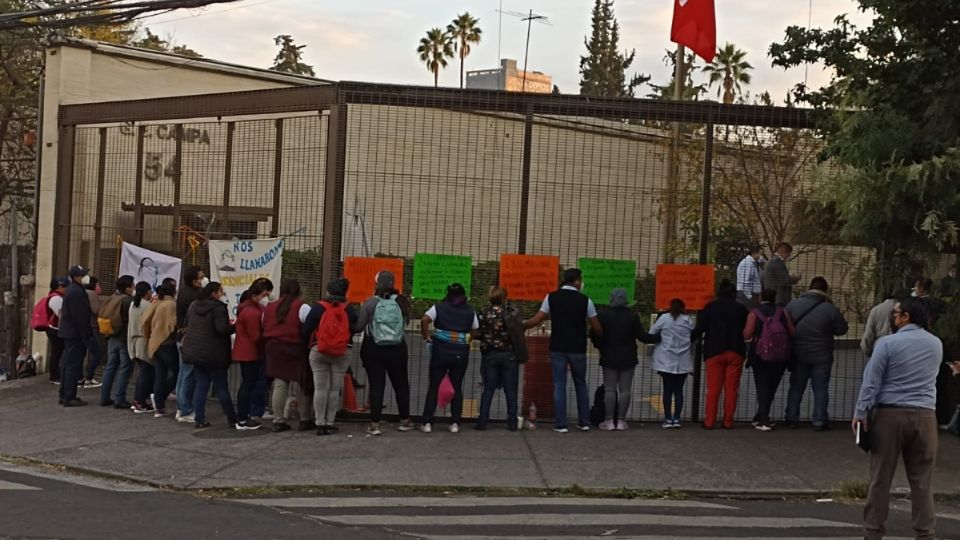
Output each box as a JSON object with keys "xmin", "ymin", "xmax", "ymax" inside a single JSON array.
[
  {"xmin": 412, "ymin": 253, "xmax": 473, "ymax": 300},
  {"xmin": 579, "ymin": 257, "xmax": 637, "ymax": 305}
]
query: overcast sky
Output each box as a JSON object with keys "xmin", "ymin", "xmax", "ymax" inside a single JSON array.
[{"xmin": 146, "ymin": 0, "xmax": 872, "ymax": 101}]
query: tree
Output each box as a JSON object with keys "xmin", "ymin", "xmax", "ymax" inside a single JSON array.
[
  {"xmin": 648, "ymin": 49, "xmax": 705, "ymax": 100},
  {"xmin": 447, "ymin": 12, "xmax": 481, "ymax": 89},
  {"xmin": 702, "ymin": 42, "xmax": 752, "ymax": 104},
  {"xmin": 770, "ymin": 0, "xmax": 960, "ymax": 295},
  {"xmin": 578, "ymin": 0, "xmax": 648, "ymax": 97},
  {"xmin": 270, "ymin": 35, "xmax": 315, "ymax": 76},
  {"xmin": 416, "ymin": 28, "xmax": 453, "ymax": 87},
  {"xmin": 132, "ymin": 28, "xmax": 202, "ymax": 57}
]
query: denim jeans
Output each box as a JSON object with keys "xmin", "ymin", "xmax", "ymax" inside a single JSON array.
[
  {"xmin": 785, "ymin": 361, "xmax": 833, "ymax": 426},
  {"xmin": 84, "ymin": 335, "xmax": 103, "ymax": 381},
  {"xmin": 477, "ymin": 351, "xmax": 519, "ymax": 428},
  {"xmin": 59, "ymin": 338, "xmax": 87, "ymax": 403},
  {"xmin": 550, "ymin": 352, "xmax": 590, "ymax": 429},
  {"xmin": 152, "ymin": 342, "xmax": 179, "ymax": 413},
  {"xmin": 193, "ymin": 365, "xmax": 237, "ymax": 425},
  {"xmin": 176, "ymin": 346, "xmax": 196, "ymax": 415},
  {"xmin": 100, "ymin": 337, "xmax": 133, "ymax": 404},
  {"xmin": 249, "ymin": 361, "xmax": 268, "ymax": 417}
]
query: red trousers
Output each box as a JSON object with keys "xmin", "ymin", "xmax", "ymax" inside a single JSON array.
[{"xmin": 704, "ymin": 351, "xmax": 744, "ymax": 428}]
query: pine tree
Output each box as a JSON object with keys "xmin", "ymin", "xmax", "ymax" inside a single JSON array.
[
  {"xmin": 579, "ymin": 0, "xmax": 648, "ymax": 97},
  {"xmin": 271, "ymin": 35, "xmax": 315, "ymax": 76}
]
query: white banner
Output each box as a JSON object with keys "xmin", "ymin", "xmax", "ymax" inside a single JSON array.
[
  {"xmin": 208, "ymin": 238, "xmax": 284, "ymax": 319},
  {"xmin": 119, "ymin": 242, "xmax": 182, "ymax": 291}
]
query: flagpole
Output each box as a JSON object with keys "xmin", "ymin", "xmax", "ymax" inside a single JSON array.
[{"xmin": 663, "ymin": 44, "xmax": 685, "ymax": 263}]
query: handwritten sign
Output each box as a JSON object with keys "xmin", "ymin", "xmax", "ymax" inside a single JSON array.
[
  {"xmin": 412, "ymin": 253, "xmax": 472, "ymax": 300},
  {"xmin": 343, "ymin": 257, "xmax": 404, "ymax": 304},
  {"xmin": 655, "ymin": 264, "xmax": 716, "ymax": 310},
  {"xmin": 499, "ymin": 254, "xmax": 560, "ymax": 301},
  {"xmin": 579, "ymin": 258, "xmax": 637, "ymax": 305}
]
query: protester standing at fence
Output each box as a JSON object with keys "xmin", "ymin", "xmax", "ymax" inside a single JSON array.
[
  {"xmin": 142, "ymin": 282, "xmax": 178, "ymax": 417},
  {"xmin": 861, "ymin": 289, "xmax": 896, "ymax": 359},
  {"xmin": 420, "ymin": 283, "xmax": 479, "ymax": 434},
  {"xmin": 692, "ymin": 279, "xmax": 749, "ymax": 430},
  {"xmin": 853, "ymin": 298, "xmax": 941, "ymax": 540},
  {"xmin": 524, "ymin": 268, "xmax": 603, "ymax": 433},
  {"xmin": 591, "ymin": 288, "xmax": 660, "ymax": 431},
  {"xmin": 98, "ymin": 275, "xmax": 135, "ymax": 408},
  {"xmin": 174, "ymin": 266, "xmax": 206, "ymax": 424},
  {"xmin": 476, "ymin": 286, "xmax": 524, "ymax": 432},
  {"xmin": 650, "ymin": 298, "xmax": 693, "ymax": 429},
  {"xmin": 354, "ymin": 271, "xmax": 415, "ymax": 436},
  {"xmin": 43, "ymin": 277, "xmax": 68, "ymax": 384},
  {"xmin": 913, "ymin": 276, "xmax": 954, "ymax": 429},
  {"xmin": 736, "ymin": 245, "xmax": 763, "ymax": 308},
  {"xmin": 128, "ymin": 281, "xmax": 155, "ymax": 413},
  {"xmin": 743, "ymin": 288, "xmax": 795, "ymax": 432},
  {"xmin": 763, "ymin": 242, "xmax": 801, "ymax": 306},
  {"xmin": 249, "ymin": 277, "xmax": 274, "ymax": 420},
  {"xmin": 302, "ymin": 278, "xmax": 357, "ymax": 436},
  {"xmin": 263, "ymin": 279, "xmax": 314, "ymax": 432},
  {"xmin": 57, "ymin": 266, "xmax": 94, "ymax": 407},
  {"xmin": 82, "ymin": 276, "xmax": 103, "ymax": 389},
  {"xmin": 784, "ymin": 277, "xmax": 849, "ymax": 431},
  {"xmin": 182, "ymin": 282, "xmax": 242, "ymax": 430},
  {"xmin": 233, "ymin": 281, "xmax": 269, "ymax": 430}
]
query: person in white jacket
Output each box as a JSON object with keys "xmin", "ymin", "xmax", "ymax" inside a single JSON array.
[
  {"xmin": 127, "ymin": 281, "xmax": 154, "ymax": 413},
  {"xmin": 649, "ymin": 299, "xmax": 695, "ymax": 429}
]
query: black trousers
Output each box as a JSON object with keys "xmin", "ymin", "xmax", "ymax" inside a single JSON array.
[
  {"xmin": 752, "ymin": 360, "xmax": 787, "ymax": 424},
  {"xmin": 236, "ymin": 359, "xmax": 262, "ymax": 422},
  {"xmin": 936, "ymin": 363, "xmax": 954, "ymax": 425},
  {"xmin": 46, "ymin": 330, "xmax": 64, "ymax": 381},
  {"xmin": 361, "ymin": 338, "xmax": 410, "ymax": 423}
]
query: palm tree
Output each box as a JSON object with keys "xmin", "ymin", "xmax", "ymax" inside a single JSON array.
[
  {"xmin": 702, "ymin": 42, "xmax": 753, "ymax": 104},
  {"xmin": 447, "ymin": 12, "xmax": 482, "ymax": 89},
  {"xmin": 417, "ymin": 28, "xmax": 454, "ymax": 87}
]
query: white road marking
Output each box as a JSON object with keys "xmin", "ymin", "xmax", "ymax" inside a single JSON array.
[
  {"xmin": 0, "ymin": 462, "xmax": 155, "ymax": 492},
  {"xmin": 0, "ymin": 479, "xmax": 41, "ymax": 490},
  {"xmin": 311, "ymin": 513, "xmax": 857, "ymax": 528},
  {"xmin": 235, "ymin": 496, "xmax": 736, "ymax": 510}
]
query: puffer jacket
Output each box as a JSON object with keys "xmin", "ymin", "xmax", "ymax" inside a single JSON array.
[
  {"xmin": 181, "ymin": 298, "xmax": 234, "ymax": 369},
  {"xmin": 785, "ymin": 290, "xmax": 849, "ymax": 364},
  {"xmin": 590, "ymin": 307, "xmax": 660, "ymax": 369}
]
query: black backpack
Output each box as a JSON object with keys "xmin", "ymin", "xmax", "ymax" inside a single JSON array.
[{"xmin": 589, "ymin": 384, "xmax": 616, "ymax": 426}]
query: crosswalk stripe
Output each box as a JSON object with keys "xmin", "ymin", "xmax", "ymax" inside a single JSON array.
[
  {"xmin": 312, "ymin": 513, "xmax": 857, "ymax": 528},
  {"xmin": 236, "ymin": 497, "xmax": 735, "ymax": 510},
  {"xmin": 0, "ymin": 479, "xmax": 41, "ymax": 491}
]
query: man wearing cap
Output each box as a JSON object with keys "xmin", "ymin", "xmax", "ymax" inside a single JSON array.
[
  {"xmin": 58, "ymin": 266, "xmax": 93, "ymax": 406},
  {"xmin": 736, "ymin": 245, "xmax": 763, "ymax": 308}
]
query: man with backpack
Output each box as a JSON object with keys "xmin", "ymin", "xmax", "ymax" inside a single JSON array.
[
  {"xmin": 301, "ymin": 277, "xmax": 358, "ymax": 436},
  {"xmin": 58, "ymin": 266, "xmax": 94, "ymax": 407},
  {"xmin": 98, "ymin": 275, "xmax": 136, "ymax": 408},
  {"xmin": 743, "ymin": 288, "xmax": 796, "ymax": 431},
  {"xmin": 784, "ymin": 277, "xmax": 849, "ymax": 430},
  {"xmin": 33, "ymin": 277, "xmax": 68, "ymax": 383}
]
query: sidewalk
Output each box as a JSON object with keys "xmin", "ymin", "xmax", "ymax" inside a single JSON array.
[{"xmin": 2, "ymin": 377, "xmax": 958, "ymax": 495}]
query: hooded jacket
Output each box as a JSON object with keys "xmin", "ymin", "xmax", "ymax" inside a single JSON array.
[{"xmin": 181, "ymin": 298, "xmax": 235, "ymax": 369}]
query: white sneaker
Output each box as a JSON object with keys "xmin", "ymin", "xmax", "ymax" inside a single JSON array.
[
  {"xmin": 449, "ymin": 423, "xmax": 460, "ymax": 434},
  {"xmin": 615, "ymin": 420, "xmax": 628, "ymax": 431},
  {"xmin": 420, "ymin": 423, "xmax": 432, "ymax": 433},
  {"xmin": 661, "ymin": 420, "xmax": 673, "ymax": 429},
  {"xmin": 598, "ymin": 420, "xmax": 616, "ymax": 431},
  {"xmin": 367, "ymin": 422, "xmax": 382, "ymax": 436},
  {"xmin": 553, "ymin": 427, "xmax": 569, "ymax": 433},
  {"xmin": 83, "ymin": 379, "xmax": 102, "ymax": 389},
  {"xmin": 578, "ymin": 425, "xmax": 591, "ymax": 432},
  {"xmin": 176, "ymin": 413, "xmax": 195, "ymax": 424}
]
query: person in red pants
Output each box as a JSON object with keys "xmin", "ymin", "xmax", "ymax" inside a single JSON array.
[{"xmin": 692, "ymin": 279, "xmax": 749, "ymax": 429}]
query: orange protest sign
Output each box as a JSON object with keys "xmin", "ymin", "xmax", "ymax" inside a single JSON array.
[
  {"xmin": 343, "ymin": 257, "xmax": 404, "ymax": 304},
  {"xmin": 499, "ymin": 254, "xmax": 560, "ymax": 301},
  {"xmin": 655, "ymin": 264, "xmax": 716, "ymax": 310}
]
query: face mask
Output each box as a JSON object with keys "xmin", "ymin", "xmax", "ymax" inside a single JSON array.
[
  {"xmin": 258, "ymin": 297, "xmax": 269, "ymax": 307},
  {"xmin": 200, "ymin": 277, "xmax": 210, "ymax": 288},
  {"xmin": 910, "ymin": 289, "xmax": 918, "ymax": 297},
  {"xmin": 80, "ymin": 275, "xmax": 91, "ymax": 286},
  {"xmin": 219, "ymin": 295, "xmax": 229, "ymax": 304}
]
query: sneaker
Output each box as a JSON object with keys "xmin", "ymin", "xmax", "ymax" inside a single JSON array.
[
  {"xmin": 316, "ymin": 426, "xmax": 330, "ymax": 436},
  {"xmin": 420, "ymin": 423, "xmax": 432, "ymax": 433},
  {"xmin": 260, "ymin": 411, "xmax": 275, "ymax": 421},
  {"xmin": 661, "ymin": 420, "xmax": 673, "ymax": 429},
  {"xmin": 325, "ymin": 425, "xmax": 340, "ymax": 434},
  {"xmin": 553, "ymin": 427, "xmax": 569, "ymax": 433},
  {"xmin": 148, "ymin": 394, "xmax": 155, "ymax": 408},
  {"xmin": 236, "ymin": 420, "xmax": 262, "ymax": 431},
  {"xmin": 154, "ymin": 410, "xmax": 167, "ymax": 418},
  {"xmin": 62, "ymin": 398, "xmax": 87, "ymax": 407},
  {"xmin": 83, "ymin": 379, "xmax": 102, "ymax": 389},
  {"xmin": 449, "ymin": 423, "xmax": 460, "ymax": 434},
  {"xmin": 578, "ymin": 425, "xmax": 591, "ymax": 432},
  {"xmin": 298, "ymin": 420, "xmax": 317, "ymax": 432},
  {"xmin": 598, "ymin": 420, "xmax": 616, "ymax": 431},
  {"xmin": 367, "ymin": 422, "xmax": 382, "ymax": 436},
  {"xmin": 176, "ymin": 413, "xmax": 196, "ymax": 424},
  {"xmin": 397, "ymin": 419, "xmax": 416, "ymax": 432},
  {"xmin": 272, "ymin": 422, "xmax": 291, "ymax": 433},
  {"xmin": 51, "ymin": 380, "xmax": 61, "ymax": 385},
  {"xmin": 671, "ymin": 420, "xmax": 682, "ymax": 429},
  {"xmin": 755, "ymin": 423, "xmax": 773, "ymax": 432},
  {"xmin": 113, "ymin": 401, "xmax": 132, "ymax": 410},
  {"xmin": 132, "ymin": 403, "xmax": 153, "ymax": 414},
  {"xmin": 615, "ymin": 420, "xmax": 628, "ymax": 431}
]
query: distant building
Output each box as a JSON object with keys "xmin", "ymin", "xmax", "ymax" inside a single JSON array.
[{"xmin": 466, "ymin": 59, "xmax": 552, "ymax": 94}]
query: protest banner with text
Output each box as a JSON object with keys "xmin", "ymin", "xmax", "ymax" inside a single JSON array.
[
  {"xmin": 655, "ymin": 264, "xmax": 716, "ymax": 310},
  {"xmin": 343, "ymin": 257, "xmax": 405, "ymax": 304},
  {"xmin": 412, "ymin": 253, "xmax": 472, "ymax": 300},
  {"xmin": 209, "ymin": 238, "xmax": 284, "ymax": 318},
  {"xmin": 499, "ymin": 254, "xmax": 560, "ymax": 301},
  {"xmin": 579, "ymin": 258, "xmax": 637, "ymax": 305},
  {"xmin": 119, "ymin": 242, "xmax": 182, "ymax": 292}
]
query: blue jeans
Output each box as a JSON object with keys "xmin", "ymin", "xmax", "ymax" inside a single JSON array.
[
  {"xmin": 478, "ymin": 351, "xmax": 519, "ymax": 428},
  {"xmin": 550, "ymin": 352, "xmax": 590, "ymax": 429},
  {"xmin": 250, "ymin": 361, "xmax": 268, "ymax": 417},
  {"xmin": 176, "ymin": 346, "xmax": 196, "ymax": 415},
  {"xmin": 192, "ymin": 365, "xmax": 237, "ymax": 425},
  {"xmin": 785, "ymin": 361, "xmax": 833, "ymax": 426},
  {"xmin": 100, "ymin": 337, "xmax": 133, "ymax": 404}
]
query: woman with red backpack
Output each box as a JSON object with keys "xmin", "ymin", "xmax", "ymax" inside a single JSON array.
[
  {"xmin": 743, "ymin": 288, "xmax": 796, "ymax": 431},
  {"xmin": 301, "ymin": 278, "xmax": 358, "ymax": 436}
]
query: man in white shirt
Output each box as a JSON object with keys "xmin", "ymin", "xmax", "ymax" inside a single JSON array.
[{"xmin": 736, "ymin": 245, "xmax": 763, "ymax": 308}]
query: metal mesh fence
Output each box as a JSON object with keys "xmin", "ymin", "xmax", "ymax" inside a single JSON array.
[{"xmin": 56, "ymin": 84, "xmax": 878, "ymax": 423}]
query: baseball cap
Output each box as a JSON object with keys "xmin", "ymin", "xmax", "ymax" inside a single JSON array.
[
  {"xmin": 68, "ymin": 265, "xmax": 88, "ymax": 278},
  {"xmin": 50, "ymin": 277, "xmax": 69, "ymax": 289}
]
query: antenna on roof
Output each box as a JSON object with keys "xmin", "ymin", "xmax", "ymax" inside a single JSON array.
[{"xmin": 496, "ymin": 8, "xmax": 550, "ymax": 93}]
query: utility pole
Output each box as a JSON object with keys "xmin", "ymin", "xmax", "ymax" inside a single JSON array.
[{"xmin": 520, "ymin": 9, "xmax": 547, "ymax": 93}]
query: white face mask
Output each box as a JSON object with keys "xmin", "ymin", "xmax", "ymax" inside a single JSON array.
[
  {"xmin": 200, "ymin": 277, "xmax": 210, "ymax": 288},
  {"xmin": 80, "ymin": 275, "xmax": 91, "ymax": 286},
  {"xmin": 258, "ymin": 296, "xmax": 269, "ymax": 307},
  {"xmin": 219, "ymin": 295, "xmax": 229, "ymax": 304},
  {"xmin": 910, "ymin": 289, "xmax": 919, "ymax": 297}
]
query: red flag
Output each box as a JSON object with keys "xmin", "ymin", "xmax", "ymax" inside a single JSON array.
[{"xmin": 671, "ymin": 0, "xmax": 716, "ymax": 63}]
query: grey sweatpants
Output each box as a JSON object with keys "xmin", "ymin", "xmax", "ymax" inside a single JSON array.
[
  {"xmin": 271, "ymin": 379, "xmax": 313, "ymax": 424},
  {"xmin": 602, "ymin": 367, "xmax": 635, "ymax": 421},
  {"xmin": 309, "ymin": 349, "xmax": 351, "ymax": 426}
]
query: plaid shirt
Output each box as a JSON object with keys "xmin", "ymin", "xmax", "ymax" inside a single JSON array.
[{"xmin": 736, "ymin": 255, "xmax": 762, "ymax": 297}]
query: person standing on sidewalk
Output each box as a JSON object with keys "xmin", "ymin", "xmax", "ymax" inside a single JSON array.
[
  {"xmin": 784, "ymin": 277, "xmax": 849, "ymax": 431},
  {"xmin": 736, "ymin": 245, "xmax": 763, "ymax": 308},
  {"xmin": 476, "ymin": 286, "xmax": 522, "ymax": 432},
  {"xmin": 58, "ymin": 266, "xmax": 93, "ymax": 407},
  {"xmin": 142, "ymin": 282, "xmax": 178, "ymax": 417},
  {"xmin": 43, "ymin": 277, "xmax": 68, "ymax": 384},
  {"xmin": 99, "ymin": 275, "xmax": 135, "ymax": 408},
  {"xmin": 861, "ymin": 289, "xmax": 896, "ymax": 359},
  {"xmin": 763, "ymin": 242, "xmax": 802, "ymax": 306},
  {"xmin": 692, "ymin": 279, "xmax": 749, "ymax": 430},
  {"xmin": 175, "ymin": 265, "xmax": 206, "ymax": 424},
  {"xmin": 853, "ymin": 298, "xmax": 941, "ymax": 540},
  {"xmin": 524, "ymin": 268, "xmax": 603, "ymax": 433},
  {"xmin": 264, "ymin": 279, "xmax": 314, "ymax": 432},
  {"xmin": 128, "ymin": 281, "xmax": 155, "ymax": 413},
  {"xmin": 649, "ymin": 298, "xmax": 693, "ymax": 429},
  {"xmin": 302, "ymin": 278, "xmax": 357, "ymax": 436},
  {"xmin": 743, "ymin": 288, "xmax": 795, "ymax": 431},
  {"xmin": 82, "ymin": 276, "xmax": 103, "ymax": 389},
  {"xmin": 233, "ymin": 281, "xmax": 268, "ymax": 430},
  {"xmin": 354, "ymin": 271, "xmax": 415, "ymax": 436}
]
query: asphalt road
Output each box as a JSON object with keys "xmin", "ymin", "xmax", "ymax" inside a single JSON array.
[{"xmin": 3, "ymin": 462, "xmax": 959, "ymax": 540}]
